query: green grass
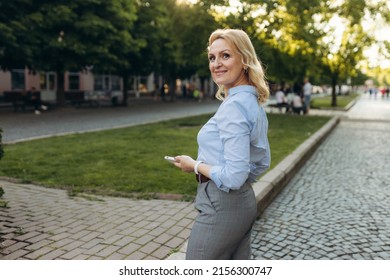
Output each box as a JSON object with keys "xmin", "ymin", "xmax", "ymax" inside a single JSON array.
[
  {"xmin": 311, "ymin": 93, "xmax": 359, "ymax": 109},
  {"xmin": 0, "ymin": 113, "xmax": 330, "ymax": 198}
]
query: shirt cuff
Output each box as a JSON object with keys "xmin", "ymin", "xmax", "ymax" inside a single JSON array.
[{"xmin": 210, "ymin": 166, "xmax": 230, "ymax": 192}]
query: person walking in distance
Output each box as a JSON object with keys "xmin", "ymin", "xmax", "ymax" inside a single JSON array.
[
  {"xmin": 302, "ymin": 77, "xmax": 313, "ymax": 113},
  {"xmin": 171, "ymin": 29, "xmax": 271, "ymax": 259},
  {"xmin": 27, "ymin": 86, "xmax": 47, "ymax": 114}
]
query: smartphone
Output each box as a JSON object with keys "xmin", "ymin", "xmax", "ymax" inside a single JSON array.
[{"xmin": 164, "ymin": 156, "xmax": 176, "ymax": 163}]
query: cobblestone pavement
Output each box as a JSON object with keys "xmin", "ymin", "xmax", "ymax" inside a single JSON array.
[
  {"xmin": 251, "ymin": 94, "xmax": 390, "ymax": 260},
  {"xmin": 0, "ymin": 181, "xmax": 195, "ymax": 260}
]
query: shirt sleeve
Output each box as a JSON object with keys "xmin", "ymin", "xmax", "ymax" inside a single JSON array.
[
  {"xmin": 210, "ymin": 99, "xmax": 252, "ymax": 191},
  {"xmin": 248, "ymin": 147, "xmax": 271, "ymax": 183}
]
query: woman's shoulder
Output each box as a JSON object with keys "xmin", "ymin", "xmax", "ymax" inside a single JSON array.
[
  {"xmin": 219, "ymin": 93, "xmax": 259, "ymax": 123},
  {"xmin": 231, "ymin": 90, "xmax": 260, "ymax": 109}
]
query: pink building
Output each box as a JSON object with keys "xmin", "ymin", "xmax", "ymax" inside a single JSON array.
[{"xmin": 0, "ymin": 68, "xmax": 156, "ymax": 105}]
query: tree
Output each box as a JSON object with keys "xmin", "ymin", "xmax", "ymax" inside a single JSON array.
[
  {"xmin": 37, "ymin": 0, "xmax": 141, "ymax": 105},
  {"xmin": 174, "ymin": 2, "xmax": 217, "ymax": 84},
  {"xmin": 112, "ymin": 0, "xmax": 170, "ymax": 105},
  {"xmin": 209, "ymin": 0, "xmax": 324, "ymax": 87},
  {"xmin": 152, "ymin": 0, "xmax": 216, "ymax": 99},
  {"xmin": 0, "ymin": 0, "xmax": 35, "ymax": 70},
  {"xmin": 0, "ymin": 0, "xmax": 140, "ymax": 105},
  {"xmin": 315, "ymin": 0, "xmax": 380, "ymax": 105}
]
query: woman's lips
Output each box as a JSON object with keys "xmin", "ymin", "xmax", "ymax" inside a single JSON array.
[{"xmin": 214, "ymin": 70, "xmax": 227, "ymax": 76}]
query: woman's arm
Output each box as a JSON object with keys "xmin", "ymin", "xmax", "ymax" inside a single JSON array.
[{"xmin": 173, "ymin": 155, "xmax": 212, "ymax": 179}]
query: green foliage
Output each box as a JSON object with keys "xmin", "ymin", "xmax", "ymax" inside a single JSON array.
[{"xmin": 1, "ymin": 0, "xmax": 389, "ymax": 96}]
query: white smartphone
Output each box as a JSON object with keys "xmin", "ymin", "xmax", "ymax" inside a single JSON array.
[{"xmin": 164, "ymin": 156, "xmax": 176, "ymax": 163}]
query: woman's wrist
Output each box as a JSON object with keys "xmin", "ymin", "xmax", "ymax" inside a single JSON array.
[{"xmin": 194, "ymin": 161, "xmax": 203, "ymax": 175}]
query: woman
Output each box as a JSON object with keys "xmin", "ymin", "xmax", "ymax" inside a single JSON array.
[{"xmin": 173, "ymin": 29, "xmax": 271, "ymax": 259}]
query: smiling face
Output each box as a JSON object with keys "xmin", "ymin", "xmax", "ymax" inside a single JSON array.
[{"xmin": 208, "ymin": 38, "xmax": 248, "ymax": 93}]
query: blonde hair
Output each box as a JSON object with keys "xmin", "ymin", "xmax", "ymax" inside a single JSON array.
[{"xmin": 208, "ymin": 29, "xmax": 269, "ymax": 104}]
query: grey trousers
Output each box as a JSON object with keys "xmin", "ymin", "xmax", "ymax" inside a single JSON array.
[{"xmin": 186, "ymin": 180, "xmax": 257, "ymax": 260}]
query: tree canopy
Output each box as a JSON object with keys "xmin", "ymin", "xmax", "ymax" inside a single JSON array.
[{"xmin": 1, "ymin": 0, "xmax": 389, "ymax": 105}]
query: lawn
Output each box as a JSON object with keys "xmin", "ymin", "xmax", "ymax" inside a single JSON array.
[
  {"xmin": 0, "ymin": 113, "xmax": 330, "ymax": 199},
  {"xmin": 311, "ymin": 93, "xmax": 360, "ymax": 109}
]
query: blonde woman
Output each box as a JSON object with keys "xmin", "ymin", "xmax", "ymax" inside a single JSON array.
[{"xmin": 173, "ymin": 29, "xmax": 271, "ymax": 259}]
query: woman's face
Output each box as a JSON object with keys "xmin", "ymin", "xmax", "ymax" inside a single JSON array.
[{"xmin": 208, "ymin": 38, "xmax": 247, "ymax": 92}]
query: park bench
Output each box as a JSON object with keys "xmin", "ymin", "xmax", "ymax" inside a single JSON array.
[
  {"xmin": 65, "ymin": 90, "xmax": 87, "ymax": 107},
  {"xmin": 0, "ymin": 91, "xmax": 41, "ymax": 112},
  {"xmin": 65, "ymin": 91, "xmax": 122, "ymax": 107}
]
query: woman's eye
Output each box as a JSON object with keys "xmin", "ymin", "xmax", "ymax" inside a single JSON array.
[
  {"xmin": 223, "ymin": 53, "xmax": 230, "ymax": 59},
  {"xmin": 209, "ymin": 56, "xmax": 215, "ymax": 62}
]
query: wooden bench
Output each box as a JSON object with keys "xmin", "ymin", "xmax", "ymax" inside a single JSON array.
[
  {"xmin": 0, "ymin": 91, "xmax": 41, "ymax": 112},
  {"xmin": 65, "ymin": 91, "xmax": 122, "ymax": 107},
  {"xmin": 65, "ymin": 91, "xmax": 86, "ymax": 107}
]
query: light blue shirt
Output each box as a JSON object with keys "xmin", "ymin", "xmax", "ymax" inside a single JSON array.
[{"xmin": 197, "ymin": 85, "xmax": 271, "ymax": 192}]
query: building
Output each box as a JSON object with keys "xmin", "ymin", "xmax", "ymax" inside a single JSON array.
[{"xmin": 0, "ymin": 68, "xmax": 156, "ymax": 106}]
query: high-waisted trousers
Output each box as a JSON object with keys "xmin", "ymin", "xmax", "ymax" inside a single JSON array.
[{"xmin": 186, "ymin": 180, "xmax": 257, "ymax": 260}]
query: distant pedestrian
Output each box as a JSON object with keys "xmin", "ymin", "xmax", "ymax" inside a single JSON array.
[
  {"xmin": 182, "ymin": 83, "xmax": 187, "ymax": 99},
  {"xmin": 302, "ymin": 78, "xmax": 312, "ymax": 113},
  {"xmin": 171, "ymin": 28, "xmax": 271, "ymax": 260},
  {"xmin": 275, "ymin": 87, "xmax": 289, "ymax": 113},
  {"xmin": 291, "ymin": 92, "xmax": 305, "ymax": 115},
  {"xmin": 160, "ymin": 83, "xmax": 166, "ymax": 101},
  {"xmin": 27, "ymin": 87, "xmax": 47, "ymax": 114}
]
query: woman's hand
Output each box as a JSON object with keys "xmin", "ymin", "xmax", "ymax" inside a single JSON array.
[{"xmin": 174, "ymin": 155, "xmax": 196, "ymax": 173}]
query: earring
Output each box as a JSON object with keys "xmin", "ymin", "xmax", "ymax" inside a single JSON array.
[{"xmin": 244, "ymin": 67, "xmax": 248, "ymax": 74}]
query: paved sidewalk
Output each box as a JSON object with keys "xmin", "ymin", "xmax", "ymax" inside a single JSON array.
[
  {"xmin": 0, "ymin": 181, "xmax": 195, "ymax": 260},
  {"xmin": 0, "ymin": 99, "xmax": 221, "ymax": 144}
]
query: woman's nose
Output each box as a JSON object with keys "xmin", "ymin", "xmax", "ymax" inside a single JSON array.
[{"xmin": 213, "ymin": 58, "xmax": 222, "ymax": 67}]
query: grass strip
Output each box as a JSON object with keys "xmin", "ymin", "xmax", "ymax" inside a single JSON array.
[
  {"xmin": 0, "ymin": 113, "xmax": 330, "ymax": 198},
  {"xmin": 311, "ymin": 93, "xmax": 359, "ymax": 109}
]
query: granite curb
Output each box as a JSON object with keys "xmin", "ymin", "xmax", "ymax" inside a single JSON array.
[{"xmin": 167, "ymin": 115, "xmax": 341, "ymax": 260}]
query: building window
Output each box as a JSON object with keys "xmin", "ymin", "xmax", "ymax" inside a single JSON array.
[
  {"xmin": 94, "ymin": 75, "xmax": 110, "ymax": 91},
  {"xmin": 40, "ymin": 72, "xmax": 56, "ymax": 91},
  {"xmin": 68, "ymin": 73, "xmax": 80, "ymax": 90},
  {"xmin": 94, "ymin": 75, "xmax": 103, "ymax": 91},
  {"xmin": 11, "ymin": 69, "xmax": 25, "ymax": 90},
  {"xmin": 111, "ymin": 76, "xmax": 120, "ymax": 91},
  {"xmin": 94, "ymin": 75, "xmax": 121, "ymax": 91}
]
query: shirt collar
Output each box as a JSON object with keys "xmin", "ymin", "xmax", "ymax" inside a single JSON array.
[{"xmin": 227, "ymin": 85, "xmax": 258, "ymax": 98}]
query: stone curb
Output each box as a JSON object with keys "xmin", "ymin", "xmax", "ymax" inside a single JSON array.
[{"xmin": 167, "ymin": 115, "xmax": 341, "ymax": 260}]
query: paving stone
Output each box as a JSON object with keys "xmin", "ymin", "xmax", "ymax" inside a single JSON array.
[
  {"xmin": 253, "ymin": 113, "xmax": 390, "ymax": 260},
  {"xmin": 38, "ymin": 249, "xmax": 67, "ymax": 260},
  {"xmin": 139, "ymin": 241, "xmax": 161, "ymax": 255},
  {"xmin": 1, "ymin": 249, "xmax": 30, "ymax": 260}
]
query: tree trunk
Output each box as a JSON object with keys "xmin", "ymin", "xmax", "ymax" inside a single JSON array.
[
  {"xmin": 56, "ymin": 70, "xmax": 65, "ymax": 106},
  {"xmin": 331, "ymin": 74, "xmax": 338, "ymax": 107},
  {"xmin": 169, "ymin": 78, "xmax": 176, "ymax": 102},
  {"xmin": 121, "ymin": 73, "xmax": 129, "ymax": 106}
]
